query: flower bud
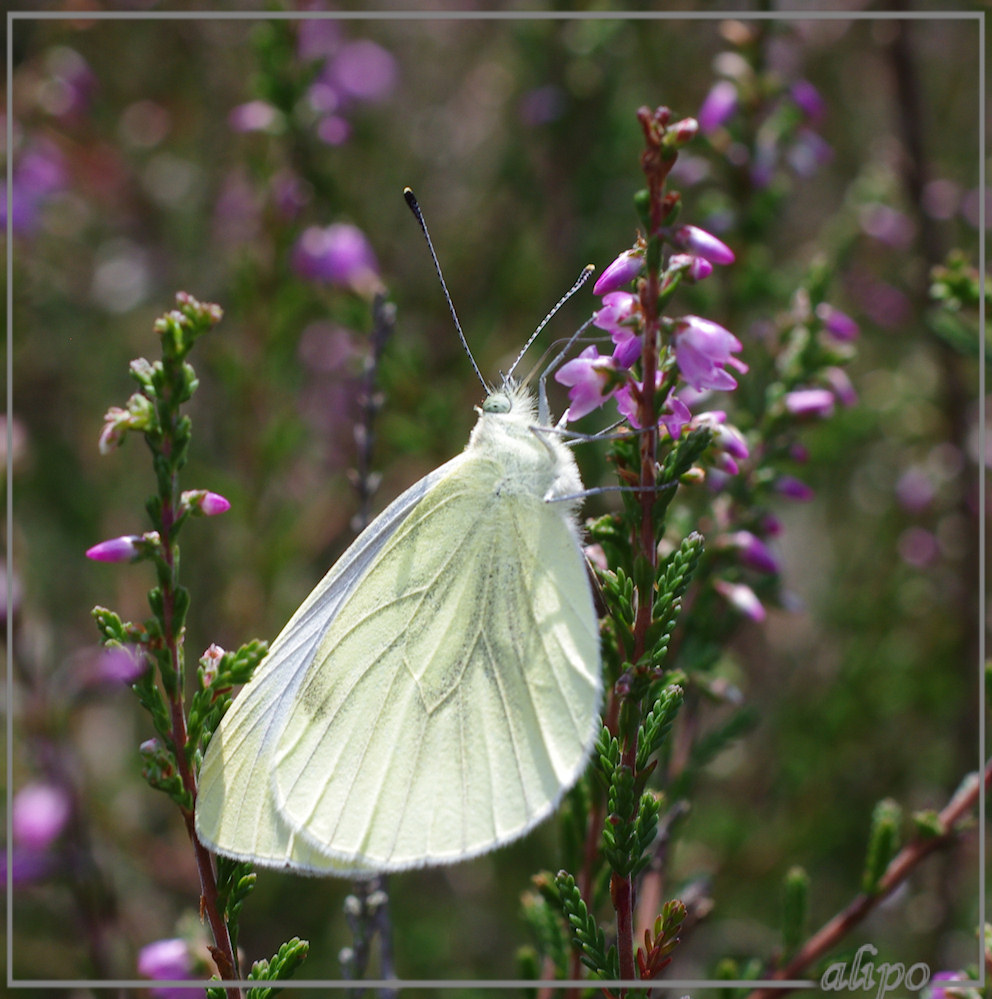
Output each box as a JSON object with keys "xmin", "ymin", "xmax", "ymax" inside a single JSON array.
[
  {"xmin": 85, "ymin": 535, "xmax": 142, "ymax": 562},
  {"xmin": 593, "ymin": 250, "xmax": 643, "ymax": 296},
  {"xmin": 669, "ymin": 225, "xmax": 735, "ymax": 266}
]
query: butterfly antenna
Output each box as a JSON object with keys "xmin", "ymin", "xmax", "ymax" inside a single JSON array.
[
  {"xmin": 404, "ymin": 187, "xmax": 487, "ymax": 391},
  {"xmin": 506, "ymin": 263, "xmax": 595, "ymax": 380}
]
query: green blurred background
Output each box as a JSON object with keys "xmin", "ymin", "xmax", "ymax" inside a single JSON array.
[{"xmin": 5, "ymin": 5, "xmax": 985, "ymax": 991}]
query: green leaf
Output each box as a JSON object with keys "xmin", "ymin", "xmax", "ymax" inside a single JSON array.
[
  {"xmin": 862, "ymin": 798, "xmax": 902, "ymax": 895},
  {"xmin": 554, "ymin": 870, "xmax": 612, "ymax": 979},
  {"xmin": 246, "ymin": 936, "xmax": 310, "ymax": 999},
  {"xmin": 782, "ymin": 865, "xmax": 809, "ymax": 955}
]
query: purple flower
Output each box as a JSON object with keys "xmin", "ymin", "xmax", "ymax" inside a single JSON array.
[
  {"xmin": 2, "ymin": 140, "xmax": 67, "ymax": 234},
  {"xmin": 138, "ymin": 938, "xmax": 199, "ymax": 999},
  {"xmin": 790, "ymin": 80, "xmax": 825, "ymax": 122},
  {"xmin": 181, "ymin": 490, "xmax": 231, "ymax": 516},
  {"xmin": 698, "ymin": 80, "xmax": 738, "ymax": 133},
  {"xmin": 298, "ymin": 18, "xmax": 343, "ymax": 61},
  {"xmin": 926, "ymin": 971, "xmax": 967, "ymax": 999},
  {"xmin": 327, "ymin": 40, "xmax": 397, "ymax": 102},
  {"xmin": 816, "ymin": 303, "xmax": 859, "ymax": 342},
  {"xmin": 592, "ymin": 292, "xmax": 642, "ymax": 367},
  {"xmin": 228, "ymin": 100, "xmax": 280, "ymax": 133},
  {"xmin": 724, "ymin": 531, "xmax": 780, "ymax": 574},
  {"xmin": 41, "ymin": 47, "xmax": 97, "ymax": 119},
  {"xmin": 693, "ymin": 410, "xmax": 750, "ymax": 462},
  {"xmin": 714, "ymin": 579, "xmax": 766, "ymax": 622},
  {"xmin": 13, "ymin": 783, "xmax": 71, "ymax": 851},
  {"xmin": 775, "ymin": 475, "xmax": 815, "ymax": 502},
  {"xmin": 555, "ymin": 346, "xmax": 619, "ymax": 421},
  {"xmin": 95, "ymin": 645, "xmax": 146, "ymax": 685},
  {"xmin": 669, "ymin": 253, "xmax": 713, "ymax": 283},
  {"xmin": 673, "ymin": 315, "xmax": 746, "ymax": 392},
  {"xmin": 593, "ymin": 250, "xmax": 643, "ymax": 296},
  {"xmin": 86, "ymin": 535, "xmax": 142, "ymax": 563},
  {"xmin": 615, "ymin": 377, "xmax": 691, "ymax": 436},
  {"xmin": 292, "ymin": 223, "xmax": 380, "ymax": 291},
  {"xmin": 669, "ymin": 225, "xmax": 735, "ymax": 266},
  {"xmin": 784, "ymin": 387, "xmax": 835, "ymax": 419},
  {"xmin": 823, "ymin": 367, "xmax": 857, "ymax": 407}
]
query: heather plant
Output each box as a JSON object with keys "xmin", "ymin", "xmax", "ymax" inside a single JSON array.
[{"xmin": 7, "ymin": 11, "xmax": 985, "ymax": 997}]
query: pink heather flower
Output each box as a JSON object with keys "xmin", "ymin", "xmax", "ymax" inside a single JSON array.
[
  {"xmin": 714, "ymin": 579, "xmax": 766, "ymax": 622},
  {"xmin": 615, "ymin": 377, "xmax": 691, "ymax": 437},
  {"xmin": 669, "ymin": 253, "xmax": 713, "ymax": 283},
  {"xmin": 181, "ymin": 490, "xmax": 231, "ymax": 516},
  {"xmin": 86, "ymin": 535, "xmax": 141, "ymax": 563},
  {"xmin": 724, "ymin": 530, "xmax": 780, "ymax": 574},
  {"xmin": 12, "ymin": 783, "xmax": 71, "ymax": 850},
  {"xmin": 786, "ymin": 128, "xmax": 833, "ymax": 178},
  {"xmin": 698, "ymin": 80, "xmax": 738, "ymax": 133},
  {"xmin": 138, "ymin": 938, "xmax": 199, "ymax": 999},
  {"xmin": 816, "ymin": 303, "xmax": 859, "ymax": 342},
  {"xmin": 228, "ymin": 100, "xmax": 280, "ymax": 133},
  {"xmin": 669, "ymin": 225, "xmax": 735, "ymax": 266},
  {"xmin": 593, "ymin": 250, "xmax": 643, "ymax": 296},
  {"xmin": 593, "ymin": 291, "xmax": 642, "ymax": 368},
  {"xmin": 674, "ymin": 316, "xmax": 746, "ymax": 392},
  {"xmin": 328, "ymin": 40, "xmax": 397, "ymax": 102},
  {"xmin": 927, "ymin": 971, "xmax": 968, "ymax": 999},
  {"xmin": 690, "ymin": 410, "xmax": 749, "ymax": 473},
  {"xmin": 199, "ymin": 643, "xmax": 225, "ymax": 686},
  {"xmin": 555, "ymin": 346, "xmax": 619, "ymax": 421},
  {"xmin": 790, "ymin": 79, "xmax": 826, "ymax": 122},
  {"xmin": 823, "ymin": 367, "xmax": 857, "ymax": 407},
  {"xmin": 775, "ymin": 475, "xmax": 815, "ymax": 502},
  {"xmin": 292, "ymin": 223, "xmax": 380, "ymax": 290},
  {"xmin": 96, "ymin": 645, "xmax": 146, "ymax": 685},
  {"xmin": 784, "ymin": 387, "xmax": 835, "ymax": 418}
]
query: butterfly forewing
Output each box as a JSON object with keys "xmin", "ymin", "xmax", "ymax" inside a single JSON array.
[{"xmin": 271, "ymin": 425, "xmax": 601, "ymax": 870}]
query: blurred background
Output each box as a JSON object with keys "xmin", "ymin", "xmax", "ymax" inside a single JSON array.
[{"xmin": 4, "ymin": 3, "xmax": 985, "ymax": 993}]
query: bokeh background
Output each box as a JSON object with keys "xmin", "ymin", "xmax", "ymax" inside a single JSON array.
[{"xmin": 4, "ymin": 4, "xmax": 985, "ymax": 993}]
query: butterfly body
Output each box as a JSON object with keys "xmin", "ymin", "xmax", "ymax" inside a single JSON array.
[{"xmin": 195, "ymin": 381, "xmax": 601, "ymax": 874}]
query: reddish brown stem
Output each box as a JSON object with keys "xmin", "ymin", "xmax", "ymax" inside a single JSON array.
[
  {"xmin": 746, "ymin": 759, "xmax": 992, "ymax": 999},
  {"xmin": 159, "ymin": 489, "xmax": 241, "ymax": 997}
]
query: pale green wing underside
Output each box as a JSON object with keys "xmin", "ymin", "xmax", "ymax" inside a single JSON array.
[
  {"xmin": 271, "ymin": 455, "xmax": 601, "ymax": 871},
  {"xmin": 194, "ymin": 455, "xmax": 467, "ymax": 873}
]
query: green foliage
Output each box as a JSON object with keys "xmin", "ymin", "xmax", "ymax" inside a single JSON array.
[
  {"xmin": 862, "ymin": 798, "xmax": 902, "ymax": 895},
  {"xmin": 781, "ymin": 865, "xmax": 809, "ymax": 957},
  {"xmin": 554, "ymin": 871, "xmax": 619, "ymax": 980}
]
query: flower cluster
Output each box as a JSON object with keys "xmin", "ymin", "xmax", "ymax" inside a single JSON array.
[
  {"xmin": 228, "ymin": 19, "xmax": 396, "ymax": 147},
  {"xmin": 555, "ymin": 216, "xmax": 743, "ymax": 440}
]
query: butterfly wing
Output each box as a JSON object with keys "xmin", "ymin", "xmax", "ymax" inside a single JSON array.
[
  {"xmin": 271, "ymin": 451, "xmax": 602, "ymax": 870},
  {"xmin": 194, "ymin": 454, "xmax": 467, "ymax": 872}
]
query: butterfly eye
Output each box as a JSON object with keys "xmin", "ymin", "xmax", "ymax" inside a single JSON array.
[{"xmin": 483, "ymin": 392, "xmax": 512, "ymax": 414}]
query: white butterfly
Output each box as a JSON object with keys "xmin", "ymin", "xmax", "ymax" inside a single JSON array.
[{"xmin": 194, "ymin": 193, "xmax": 602, "ymax": 875}]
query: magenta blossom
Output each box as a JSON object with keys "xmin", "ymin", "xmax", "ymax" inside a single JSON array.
[
  {"xmin": 668, "ymin": 225, "xmax": 735, "ymax": 266},
  {"xmin": 714, "ymin": 579, "xmax": 766, "ymax": 622},
  {"xmin": 615, "ymin": 376, "xmax": 692, "ymax": 437},
  {"xmin": 698, "ymin": 80, "xmax": 738, "ymax": 133},
  {"xmin": 138, "ymin": 938, "xmax": 200, "ymax": 999},
  {"xmin": 86, "ymin": 535, "xmax": 142, "ymax": 563},
  {"xmin": 691, "ymin": 410, "xmax": 749, "ymax": 475},
  {"xmin": 555, "ymin": 346, "xmax": 620, "ymax": 421},
  {"xmin": 673, "ymin": 316, "xmax": 746, "ymax": 392},
  {"xmin": 668, "ymin": 252, "xmax": 713, "ymax": 283},
  {"xmin": 722, "ymin": 530, "xmax": 780, "ymax": 575},
  {"xmin": 816, "ymin": 303, "xmax": 859, "ymax": 342},
  {"xmin": 592, "ymin": 291, "xmax": 642, "ymax": 368},
  {"xmin": 181, "ymin": 490, "xmax": 231, "ymax": 516},
  {"xmin": 13, "ymin": 783, "xmax": 72, "ymax": 851},
  {"xmin": 784, "ymin": 387, "xmax": 835, "ymax": 419},
  {"xmin": 593, "ymin": 250, "xmax": 643, "ymax": 296},
  {"xmin": 775, "ymin": 475, "xmax": 815, "ymax": 502},
  {"xmin": 292, "ymin": 223, "xmax": 380, "ymax": 291}
]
